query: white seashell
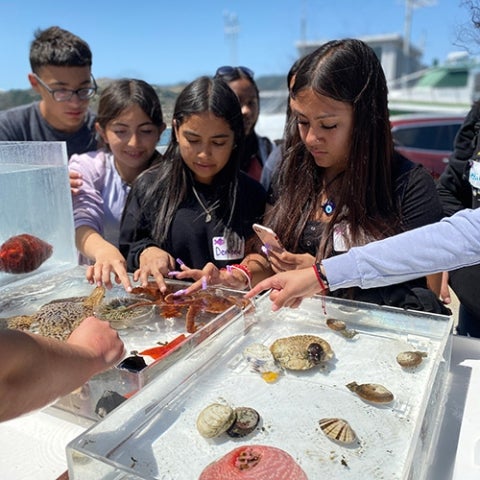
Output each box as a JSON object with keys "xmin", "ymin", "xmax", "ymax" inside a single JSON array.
[
  {"xmin": 243, "ymin": 343, "xmax": 280, "ymax": 374},
  {"xmin": 196, "ymin": 403, "xmax": 236, "ymax": 438},
  {"xmin": 319, "ymin": 418, "xmax": 357, "ymax": 444}
]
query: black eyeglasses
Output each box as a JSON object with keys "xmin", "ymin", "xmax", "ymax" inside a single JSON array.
[
  {"xmin": 33, "ymin": 73, "xmax": 98, "ymax": 102},
  {"xmin": 215, "ymin": 66, "xmax": 254, "ymax": 79}
]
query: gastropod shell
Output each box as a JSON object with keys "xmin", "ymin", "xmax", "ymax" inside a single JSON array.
[
  {"xmin": 326, "ymin": 318, "xmax": 358, "ymax": 338},
  {"xmin": 346, "ymin": 381, "xmax": 394, "ymax": 404},
  {"xmin": 396, "ymin": 350, "xmax": 427, "ymax": 368}
]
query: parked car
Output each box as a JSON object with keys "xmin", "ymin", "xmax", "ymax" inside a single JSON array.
[{"xmin": 390, "ymin": 113, "xmax": 466, "ymax": 179}]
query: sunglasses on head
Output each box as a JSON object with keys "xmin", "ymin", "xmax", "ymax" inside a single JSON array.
[{"xmin": 215, "ymin": 66, "xmax": 255, "ymax": 79}]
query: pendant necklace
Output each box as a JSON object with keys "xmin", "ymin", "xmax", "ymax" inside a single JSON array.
[
  {"xmin": 321, "ymin": 198, "xmax": 335, "ymax": 216},
  {"xmin": 321, "ymin": 172, "xmax": 343, "ymax": 217},
  {"xmin": 192, "ymin": 185, "xmax": 213, "ymax": 223}
]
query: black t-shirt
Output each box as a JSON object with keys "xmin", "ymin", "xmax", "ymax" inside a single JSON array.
[
  {"xmin": 120, "ymin": 170, "xmax": 266, "ymax": 271},
  {"xmin": 292, "ymin": 154, "xmax": 447, "ymax": 314},
  {"xmin": 297, "ymin": 155, "xmax": 443, "ymax": 256},
  {"xmin": 437, "ymin": 102, "xmax": 480, "ymax": 215}
]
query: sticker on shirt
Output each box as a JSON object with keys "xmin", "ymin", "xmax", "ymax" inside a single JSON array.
[
  {"xmin": 213, "ymin": 235, "xmax": 245, "ymax": 261},
  {"xmin": 469, "ymin": 160, "xmax": 480, "ymax": 189},
  {"xmin": 333, "ymin": 223, "xmax": 350, "ymax": 252}
]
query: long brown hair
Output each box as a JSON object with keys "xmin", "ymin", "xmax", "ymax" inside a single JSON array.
[{"xmin": 267, "ymin": 39, "xmax": 400, "ymax": 258}]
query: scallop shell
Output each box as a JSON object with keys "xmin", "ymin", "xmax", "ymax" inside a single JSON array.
[
  {"xmin": 346, "ymin": 381, "xmax": 394, "ymax": 404},
  {"xmin": 196, "ymin": 403, "xmax": 236, "ymax": 438},
  {"xmin": 319, "ymin": 418, "xmax": 357, "ymax": 444},
  {"xmin": 326, "ymin": 318, "xmax": 358, "ymax": 338},
  {"xmin": 227, "ymin": 407, "xmax": 260, "ymax": 438},
  {"xmin": 396, "ymin": 350, "xmax": 427, "ymax": 368},
  {"xmin": 270, "ymin": 335, "xmax": 334, "ymax": 370}
]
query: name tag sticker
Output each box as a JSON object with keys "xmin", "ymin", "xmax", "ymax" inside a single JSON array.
[
  {"xmin": 213, "ymin": 236, "xmax": 244, "ymax": 261},
  {"xmin": 333, "ymin": 224, "xmax": 349, "ymax": 252},
  {"xmin": 469, "ymin": 160, "xmax": 480, "ymax": 189}
]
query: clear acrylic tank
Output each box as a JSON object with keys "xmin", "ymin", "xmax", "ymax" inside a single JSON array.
[
  {"xmin": 0, "ymin": 141, "xmax": 252, "ymax": 421},
  {"xmin": 67, "ymin": 293, "xmax": 453, "ymax": 480},
  {"xmin": 0, "ymin": 141, "xmax": 76, "ymax": 289}
]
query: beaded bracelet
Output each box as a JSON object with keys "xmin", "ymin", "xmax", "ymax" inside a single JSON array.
[
  {"xmin": 227, "ymin": 263, "xmax": 252, "ymax": 290},
  {"xmin": 312, "ymin": 262, "xmax": 329, "ymax": 292}
]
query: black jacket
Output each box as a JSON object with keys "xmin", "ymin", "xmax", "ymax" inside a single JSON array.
[{"xmin": 437, "ymin": 103, "xmax": 479, "ymax": 215}]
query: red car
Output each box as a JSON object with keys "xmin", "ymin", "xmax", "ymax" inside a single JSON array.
[{"xmin": 390, "ymin": 113, "xmax": 466, "ymax": 179}]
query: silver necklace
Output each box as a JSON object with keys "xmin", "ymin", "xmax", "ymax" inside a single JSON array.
[{"xmin": 192, "ymin": 185, "xmax": 213, "ymax": 223}]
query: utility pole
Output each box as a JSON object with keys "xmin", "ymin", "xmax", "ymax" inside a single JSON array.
[
  {"xmin": 224, "ymin": 11, "xmax": 239, "ymax": 66},
  {"xmin": 300, "ymin": 0, "xmax": 307, "ymax": 44},
  {"xmin": 403, "ymin": 0, "xmax": 436, "ymax": 86}
]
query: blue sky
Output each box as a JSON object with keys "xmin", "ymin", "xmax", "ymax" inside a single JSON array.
[{"xmin": 0, "ymin": 0, "xmax": 475, "ymax": 90}]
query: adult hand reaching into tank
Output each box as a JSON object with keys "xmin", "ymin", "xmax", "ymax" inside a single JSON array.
[{"xmin": 0, "ymin": 316, "xmax": 125, "ymax": 422}]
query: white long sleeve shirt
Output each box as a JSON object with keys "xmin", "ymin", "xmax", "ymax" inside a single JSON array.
[{"xmin": 323, "ymin": 209, "xmax": 480, "ymax": 290}]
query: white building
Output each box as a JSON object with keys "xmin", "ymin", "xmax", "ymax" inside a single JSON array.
[{"xmin": 296, "ymin": 33, "xmax": 424, "ymax": 85}]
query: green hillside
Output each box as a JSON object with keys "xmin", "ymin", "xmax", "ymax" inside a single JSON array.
[{"xmin": 0, "ymin": 75, "xmax": 286, "ymax": 124}]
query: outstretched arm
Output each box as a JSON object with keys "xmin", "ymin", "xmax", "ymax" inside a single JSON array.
[
  {"xmin": 245, "ymin": 267, "xmax": 324, "ymax": 311},
  {"xmin": 0, "ymin": 316, "xmax": 125, "ymax": 422},
  {"xmin": 323, "ymin": 208, "xmax": 480, "ymax": 290},
  {"xmin": 246, "ymin": 209, "xmax": 480, "ymax": 311}
]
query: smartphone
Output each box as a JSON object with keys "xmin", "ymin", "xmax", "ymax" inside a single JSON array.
[{"xmin": 252, "ymin": 223, "xmax": 285, "ymax": 253}]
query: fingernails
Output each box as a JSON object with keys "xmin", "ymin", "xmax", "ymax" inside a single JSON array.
[
  {"xmin": 261, "ymin": 245, "xmax": 269, "ymax": 256},
  {"xmin": 168, "ymin": 271, "xmax": 180, "ymax": 277},
  {"xmin": 176, "ymin": 258, "xmax": 185, "ymax": 266},
  {"xmin": 201, "ymin": 277, "xmax": 208, "ymax": 290},
  {"xmin": 173, "ymin": 288, "xmax": 187, "ymax": 296},
  {"xmin": 226, "ymin": 265, "xmax": 232, "ymax": 273}
]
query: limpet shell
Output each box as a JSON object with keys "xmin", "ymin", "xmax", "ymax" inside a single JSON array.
[
  {"xmin": 227, "ymin": 407, "xmax": 260, "ymax": 438},
  {"xmin": 270, "ymin": 335, "xmax": 334, "ymax": 370},
  {"xmin": 319, "ymin": 418, "xmax": 357, "ymax": 444},
  {"xmin": 346, "ymin": 381, "xmax": 394, "ymax": 404},
  {"xmin": 196, "ymin": 403, "xmax": 236, "ymax": 438},
  {"xmin": 396, "ymin": 350, "xmax": 427, "ymax": 368}
]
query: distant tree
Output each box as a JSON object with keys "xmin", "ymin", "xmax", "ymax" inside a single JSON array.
[
  {"xmin": 457, "ymin": 0, "xmax": 480, "ymax": 54},
  {"xmin": 0, "ymin": 76, "xmax": 286, "ymax": 122},
  {"xmin": 0, "ymin": 89, "xmax": 39, "ymax": 110}
]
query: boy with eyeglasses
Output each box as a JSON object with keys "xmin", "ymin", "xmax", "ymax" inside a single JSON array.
[{"xmin": 0, "ymin": 26, "xmax": 97, "ymax": 158}]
